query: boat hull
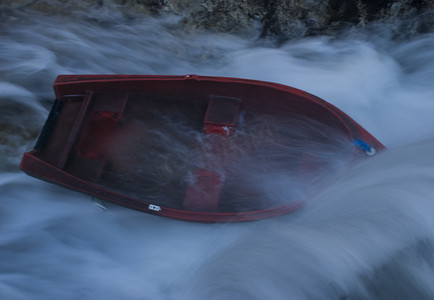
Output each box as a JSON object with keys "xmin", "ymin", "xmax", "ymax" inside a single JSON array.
[{"xmin": 20, "ymin": 75, "xmax": 385, "ymax": 222}]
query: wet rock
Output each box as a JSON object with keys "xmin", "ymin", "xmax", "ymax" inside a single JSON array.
[
  {"xmin": 260, "ymin": 0, "xmax": 330, "ymax": 42},
  {"xmin": 119, "ymin": 0, "xmax": 434, "ymax": 41},
  {"xmin": 177, "ymin": 0, "xmax": 262, "ymax": 37},
  {"xmin": 0, "ymin": 122, "xmax": 39, "ymax": 171},
  {"xmin": 0, "ymin": 0, "xmax": 102, "ymax": 14},
  {"xmin": 1, "ymin": 0, "xmax": 433, "ymax": 41},
  {"xmin": 0, "ymin": 99, "xmax": 43, "ymax": 171}
]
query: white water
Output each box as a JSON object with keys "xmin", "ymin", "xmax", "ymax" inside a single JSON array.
[{"xmin": 1, "ymin": 6, "xmax": 434, "ymax": 300}]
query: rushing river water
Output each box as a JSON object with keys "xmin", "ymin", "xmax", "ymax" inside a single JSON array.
[{"xmin": 1, "ymin": 5, "xmax": 434, "ymax": 300}]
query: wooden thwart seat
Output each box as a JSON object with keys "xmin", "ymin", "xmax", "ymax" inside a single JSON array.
[
  {"xmin": 203, "ymin": 95, "xmax": 241, "ymax": 137},
  {"xmin": 184, "ymin": 95, "xmax": 242, "ymax": 211}
]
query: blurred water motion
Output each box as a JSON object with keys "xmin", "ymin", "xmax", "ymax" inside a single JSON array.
[{"xmin": 1, "ymin": 6, "xmax": 434, "ymax": 300}]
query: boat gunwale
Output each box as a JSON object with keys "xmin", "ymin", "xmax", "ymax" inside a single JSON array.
[
  {"xmin": 20, "ymin": 151, "xmax": 303, "ymax": 223},
  {"xmin": 53, "ymin": 74, "xmax": 385, "ymax": 149}
]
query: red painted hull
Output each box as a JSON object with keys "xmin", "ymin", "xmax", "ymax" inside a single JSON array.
[{"xmin": 20, "ymin": 75, "xmax": 385, "ymax": 222}]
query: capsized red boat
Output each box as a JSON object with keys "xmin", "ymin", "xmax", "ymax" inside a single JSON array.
[{"xmin": 20, "ymin": 75, "xmax": 385, "ymax": 222}]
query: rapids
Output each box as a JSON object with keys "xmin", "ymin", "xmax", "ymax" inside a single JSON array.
[{"xmin": 1, "ymin": 5, "xmax": 434, "ymax": 300}]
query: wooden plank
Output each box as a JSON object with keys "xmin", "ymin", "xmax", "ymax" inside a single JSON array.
[{"xmin": 57, "ymin": 91, "xmax": 93, "ymax": 169}]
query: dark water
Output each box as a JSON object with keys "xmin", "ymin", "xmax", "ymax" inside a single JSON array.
[{"xmin": 1, "ymin": 5, "xmax": 434, "ymax": 300}]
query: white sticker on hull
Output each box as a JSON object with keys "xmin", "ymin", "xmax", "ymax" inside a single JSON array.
[{"xmin": 148, "ymin": 204, "xmax": 161, "ymax": 211}]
